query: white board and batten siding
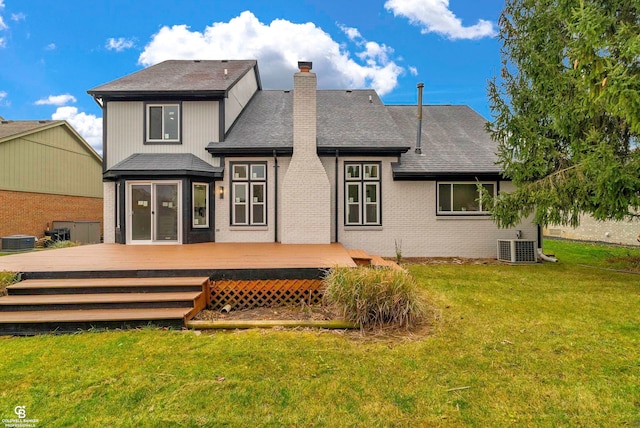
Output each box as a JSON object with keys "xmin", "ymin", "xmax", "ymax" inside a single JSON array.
[{"xmin": 105, "ymin": 101, "xmax": 220, "ymax": 170}]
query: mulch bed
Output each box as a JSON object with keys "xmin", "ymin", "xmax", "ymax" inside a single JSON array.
[{"xmin": 194, "ymin": 304, "xmax": 342, "ymax": 322}]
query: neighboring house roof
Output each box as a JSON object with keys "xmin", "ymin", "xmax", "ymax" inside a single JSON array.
[
  {"xmin": 208, "ymin": 90, "xmax": 410, "ymax": 156},
  {"xmin": 87, "ymin": 60, "xmax": 260, "ymax": 98},
  {"xmin": 0, "ymin": 119, "xmax": 102, "ymax": 163},
  {"xmin": 105, "ymin": 153, "xmax": 223, "ymax": 179},
  {"xmin": 389, "ymin": 105, "xmax": 501, "ymax": 179}
]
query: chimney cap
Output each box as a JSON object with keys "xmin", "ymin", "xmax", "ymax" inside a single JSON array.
[{"xmin": 298, "ymin": 61, "xmax": 313, "ymax": 72}]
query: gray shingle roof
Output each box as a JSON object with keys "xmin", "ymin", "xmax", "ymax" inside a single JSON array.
[
  {"xmin": 0, "ymin": 120, "xmax": 61, "ymax": 140},
  {"xmin": 88, "ymin": 60, "xmax": 258, "ymax": 95},
  {"xmin": 389, "ymin": 105, "xmax": 500, "ymax": 176},
  {"xmin": 208, "ymin": 90, "xmax": 409, "ymax": 154},
  {"xmin": 107, "ymin": 153, "xmax": 222, "ymax": 177}
]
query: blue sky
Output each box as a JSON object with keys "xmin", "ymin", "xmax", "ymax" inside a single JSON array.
[{"xmin": 0, "ymin": 0, "xmax": 505, "ymax": 153}]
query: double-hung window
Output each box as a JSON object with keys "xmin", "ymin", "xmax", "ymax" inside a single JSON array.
[
  {"xmin": 345, "ymin": 162, "xmax": 381, "ymax": 226},
  {"xmin": 146, "ymin": 104, "xmax": 180, "ymax": 143},
  {"xmin": 437, "ymin": 182, "xmax": 496, "ymax": 215},
  {"xmin": 231, "ymin": 163, "xmax": 266, "ymax": 225}
]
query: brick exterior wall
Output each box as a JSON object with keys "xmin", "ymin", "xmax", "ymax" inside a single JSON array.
[
  {"xmin": 0, "ymin": 189, "xmax": 103, "ymax": 239},
  {"xmin": 280, "ymin": 68, "xmax": 331, "ymax": 244},
  {"xmin": 326, "ymin": 157, "xmax": 538, "ymax": 258}
]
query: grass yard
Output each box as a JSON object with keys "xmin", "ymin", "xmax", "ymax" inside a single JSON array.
[{"xmin": 0, "ymin": 239, "xmax": 639, "ymax": 426}]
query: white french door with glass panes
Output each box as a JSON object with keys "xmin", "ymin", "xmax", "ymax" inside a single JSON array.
[{"xmin": 127, "ymin": 181, "xmax": 182, "ymax": 244}]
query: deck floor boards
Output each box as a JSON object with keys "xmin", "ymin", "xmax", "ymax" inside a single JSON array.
[{"xmin": 0, "ymin": 243, "xmax": 356, "ymax": 274}]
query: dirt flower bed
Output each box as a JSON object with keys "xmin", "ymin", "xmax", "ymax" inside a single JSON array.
[
  {"xmin": 194, "ymin": 304, "xmax": 342, "ymax": 322},
  {"xmin": 394, "ymin": 257, "xmax": 505, "ymax": 265}
]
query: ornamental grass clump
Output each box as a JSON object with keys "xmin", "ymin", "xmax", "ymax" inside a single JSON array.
[
  {"xmin": 323, "ymin": 266, "xmax": 428, "ymax": 329},
  {"xmin": 0, "ymin": 271, "xmax": 20, "ymax": 296}
]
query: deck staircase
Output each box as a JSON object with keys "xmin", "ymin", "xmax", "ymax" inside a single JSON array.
[{"xmin": 0, "ymin": 277, "xmax": 209, "ymax": 335}]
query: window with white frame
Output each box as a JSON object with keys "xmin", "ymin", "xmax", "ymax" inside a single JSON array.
[
  {"xmin": 146, "ymin": 104, "xmax": 180, "ymax": 142},
  {"xmin": 231, "ymin": 163, "xmax": 266, "ymax": 225},
  {"xmin": 345, "ymin": 162, "xmax": 381, "ymax": 225},
  {"xmin": 437, "ymin": 182, "xmax": 495, "ymax": 214},
  {"xmin": 192, "ymin": 183, "xmax": 209, "ymax": 228}
]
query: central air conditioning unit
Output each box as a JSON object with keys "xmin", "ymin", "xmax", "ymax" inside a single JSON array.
[
  {"xmin": 1, "ymin": 235, "xmax": 36, "ymax": 251},
  {"xmin": 497, "ymin": 239, "xmax": 537, "ymax": 263}
]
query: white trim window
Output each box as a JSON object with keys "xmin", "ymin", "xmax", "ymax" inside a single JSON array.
[
  {"xmin": 437, "ymin": 182, "xmax": 496, "ymax": 215},
  {"xmin": 231, "ymin": 163, "xmax": 266, "ymax": 225},
  {"xmin": 192, "ymin": 183, "xmax": 209, "ymax": 228},
  {"xmin": 345, "ymin": 162, "xmax": 381, "ymax": 225},
  {"xmin": 146, "ymin": 104, "xmax": 180, "ymax": 142}
]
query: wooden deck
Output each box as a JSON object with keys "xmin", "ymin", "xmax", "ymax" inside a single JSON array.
[
  {"xmin": 0, "ymin": 244, "xmax": 399, "ymax": 334},
  {"xmin": 0, "ymin": 243, "xmax": 356, "ymax": 277}
]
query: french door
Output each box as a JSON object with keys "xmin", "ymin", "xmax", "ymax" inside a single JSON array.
[{"xmin": 127, "ymin": 181, "xmax": 181, "ymax": 244}]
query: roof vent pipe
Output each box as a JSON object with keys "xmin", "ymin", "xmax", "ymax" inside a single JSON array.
[{"xmin": 415, "ymin": 82, "xmax": 424, "ymax": 155}]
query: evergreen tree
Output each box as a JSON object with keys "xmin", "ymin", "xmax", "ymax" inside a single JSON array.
[{"xmin": 487, "ymin": 0, "xmax": 640, "ymax": 228}]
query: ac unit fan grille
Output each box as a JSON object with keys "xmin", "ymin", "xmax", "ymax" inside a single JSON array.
[{"xmin": 497, "ymin": 239, "xmax": 536, "ymax": 263}]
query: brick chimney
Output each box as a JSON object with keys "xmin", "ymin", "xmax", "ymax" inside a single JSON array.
[{"xmin": 280, "ymin": 61, "xmax": 331, "ymax": 244}]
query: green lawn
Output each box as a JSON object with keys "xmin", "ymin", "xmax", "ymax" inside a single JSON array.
[{"xmin": 1, "ymin": 240, "xmax": 639, "ymax": 426}]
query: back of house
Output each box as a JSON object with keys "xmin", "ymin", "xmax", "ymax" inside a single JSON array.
[{"xmin": 88, "ymin": 59, "xmax": 536, "ymax": 257}]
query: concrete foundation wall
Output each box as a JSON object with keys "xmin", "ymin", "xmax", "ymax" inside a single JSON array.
[{"xmin": 545, "ymin": 215, "xmax": 640, "ymax": 246}]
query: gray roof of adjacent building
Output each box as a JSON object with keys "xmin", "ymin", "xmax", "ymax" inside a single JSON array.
[
  {"xmin": 87, "ymin": 60, "xmax": 259, "ymax": 96},
  {"xmin": 0, "ymin": 120, "xmax": 62, "ymax": 140}
]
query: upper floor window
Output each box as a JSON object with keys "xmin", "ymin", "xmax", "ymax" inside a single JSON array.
[
  {"xmin": 437, "ymin": 182, "xmax": 496, "ymax": 215},
  {"xmin": 146, "ymin": 104, "xmax": 180, "ymax": 143},
  {"xmin": 345, "ymin": 162, "xmax": 381, "ymax": 226},
  {"xmin": 231, "ymin": 163, "xmax": 267, "ymax": 226}
]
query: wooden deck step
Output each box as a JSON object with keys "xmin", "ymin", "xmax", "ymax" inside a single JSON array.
[
  {"xmin": 0, "ymin": 292, "xmax": 202, "ymax": 311},
  {"xmin": 0, "ymin": 308, "xmax": 192, "ymax": 335},
  {"xmin": 0, "ymin": 307, "xmax": 192, "ymax": 323},
  {"xmin": 7, "ymin": 277, "xmax": 208, "ymax": 295},
  {"xmin": 348, "ymin": 249, "xmax": 373, "ymax": 266},
  {"xmin": 370, "ymin": 255, "xmax": 404, "ymax": 270}
]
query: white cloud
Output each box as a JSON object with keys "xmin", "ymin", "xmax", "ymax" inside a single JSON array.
[
  {"xmin": 0, "ymin": 0, "xmax": 7, "ymax": 31},
  {"xmin": 409, "ymin": 66, "xmax": 418, "ymax": 76},
  {"xmin": 384, "ymin": 0, "xmax": 496, "ymax": 40},
  {"xmin": 45, "ymin": 43, "xmax": 56, "ymax": 50},
  {"xmin": 0, "ymin": 90, "xmax": 8, "ymax": 106},
  {"xmin": 11, "ymin": 12, "xmax": 25, "ymax": 22},
  {"xmin": 0, "ymin": 37, "xmax": 5, "ymax": 48},
  {"xmin": 106, "ymin": 37, "xmax": 135, "ymax": 52},
  {"xmin": 35, "ymin": 94, "xmax": 77, "ymax": 106},
  {"xmin": 52, "ymin": 106, "xmax": 103, "ymax": 154},
  {"xmin": 138, "ymin": 11, "xmax": 404, "ymax": 95}
]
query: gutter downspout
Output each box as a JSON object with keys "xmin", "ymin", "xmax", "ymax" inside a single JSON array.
[
  {"xmin": 415, "ymin": 83, "xmax": 424, "ymax": 155},
  {"xmin": 273, "ymin": 150, "xmax": 279, "ymax": 243},
  {"xmin": 537, "ymin": 224, "xmax": 558, "ymax": 262},
  {"xmin": 335, "ymin": 149, "xmax": 339, "ymax": 243}
]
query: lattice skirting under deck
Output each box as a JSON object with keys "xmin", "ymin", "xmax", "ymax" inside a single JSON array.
[{"xmin": 209, "ymin": 279, "xmax": 324, "ymax": 310}]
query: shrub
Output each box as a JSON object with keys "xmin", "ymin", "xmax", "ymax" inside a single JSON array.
[
  {"xmin": 48, "ymin": 240, "xmax": 81, "ymax": 249},
  {"xmin": 323, "ymin": 266, "xmax": 428, "ymax": 329},
  {"xmin": 0, "ymin": 271, "xmax": 20, "ymax": 296}
]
